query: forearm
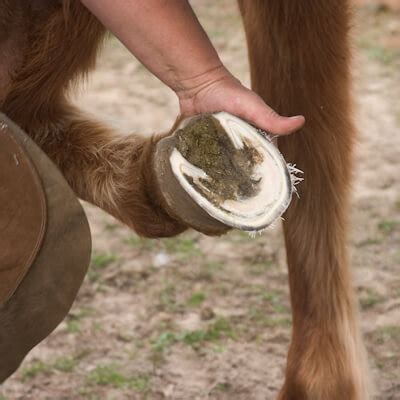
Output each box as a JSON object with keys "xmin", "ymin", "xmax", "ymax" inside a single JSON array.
[
  {"xmin": 80, "ymin": 0, "xmax": 228, "ymax": 97},
  {"xmin": 80, "ymin": 0, "xmax": 305, "ymax": 135}
]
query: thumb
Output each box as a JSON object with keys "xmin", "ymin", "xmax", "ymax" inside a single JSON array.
[
  {"xmin": 237, "ymin": 99, "xmax": 305, "ymax": 136},
  {"xmin": 261, "ymin": 111, "xmax": 305, "ymax": 136}
]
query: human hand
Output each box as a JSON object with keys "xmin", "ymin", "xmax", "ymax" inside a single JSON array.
[{"xmin": 177, "ymin": 67, "xmax": 305, "ymax": 136}]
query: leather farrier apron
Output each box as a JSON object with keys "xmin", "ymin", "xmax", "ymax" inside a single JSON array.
[{"xmin": 0, "ymin": 113, "xmax": 91, "ymax": 382}]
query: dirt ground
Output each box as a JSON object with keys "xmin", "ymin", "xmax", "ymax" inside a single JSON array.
[{"xmin": 1, "ymin": 1, "xmax": 399, "ymax": 399}]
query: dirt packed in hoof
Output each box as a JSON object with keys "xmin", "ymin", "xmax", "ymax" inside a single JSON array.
[{"xmin": 175, "ymin": 114, "xmax": 263, "ymax": 204}]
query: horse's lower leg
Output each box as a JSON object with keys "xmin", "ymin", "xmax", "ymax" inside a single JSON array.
[
  {"xmin": 239, "ymin": 1, "xmax": 371, "ymax": 398},
  {"xmin": 3, "ymin": 99, "xmax": 186, "ymax": 238}
]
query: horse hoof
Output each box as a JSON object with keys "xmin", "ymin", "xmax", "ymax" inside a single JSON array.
[{"xmin": 153, "ymin": 112, "xmax": 298, "ymax": 236}]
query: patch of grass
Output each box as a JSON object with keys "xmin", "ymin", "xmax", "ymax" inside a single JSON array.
[
  {"xmin": 21, "ymin": 354, "xmax": 84, "ymax": 381},
  {"xmin": 104, "ymin": 222, "xmax": 119, "ymax": 231},
  {"xmin": 151, "ymin": 331, "xmax": 177, "ymax": 353},
  {"xmin": 248, "ymin": 285, "xmax": 286, "ymax": 311},
  {"xmin": 78, "ymin": 388, "xmax": 100, "ymax": 400},
  {"xmin": 87, "ymin": 365, "xmax": 126, "ymax": 388},
  {"xmin": 204, "ymin": 317, "xmax": 235, "ymax": 341},
  {"xmin": 53, "ymin": 356, "xmax": 79, "ymax": 373},
  {"xmin": 92, "ymin": 322, "xmax": 103, "ymax": 332},
  {"xmin": 357, "ymin": 237, "xmax": 382, "ymax": 247},
  {"xmin": 128, "ymin": 375, "xmax": 150, "ymax": 392},
  {"xmin": 163, "ymin": 237, "xmax": 201, "ymax": 259},
  {"xmin": 21, "ymin": 361, "xmax": 51, "ymax": 381},
  {"xmin": 366, "ymin": 46, "xmax": 397, "ymax": 64},
  {"xmin": 187, "ymin": 292, "xmax": 206, "ymax": 307},
  {"xmin": 359, "ymin": 288, "xmax": 383, "ymax": 310},
  {"xmin": 180, "ymin": 330, "xmax": 210, "ymax": 346},
  {"xmin": 260, "ymin": 290, "xmax": 287, "ymax": 313},
  {"xmin": 378, "ymin": 219, "xmax": 398, "ymax": 234},
  {"xmin": 248, "ymin": 261, "xmax": 273, "ymax": 276},
  {"xmin": 124, "ymin": 235, "xmax": 154, "ymax": 250},
  {"xmin": 211, "ymin": 382, "xmax": 232, "ymax": 393},
  {"xmin": 196, "ymin": 261, "xmax": 223, "ymax": 281},
  {"xmin": 88, "ymin": 252, "xmax": 117, "ymax": 282},
  {"xmin": 373, "ymin": 325, "xmax": 400, "ymax": 344},
  {"xmin": 395, "ymin": 286, "xmax": 400, "ymax": 298},
  {"xmin": 375, "ymin": 360, "xmax": 385, "ymax": 370},
  {"xmin": 249, "ymin": 308, "xmax": 292, "ymax": 328},
  {"xmin": 211, "ymin": 343, "xmax": 227, "ymax": 353},
  {"xmin": 217, "ymin": 284, "xmax": 230, "ymax": 296},
  {"xmin": 65, "ymin": 308, "xmax": 93, "ymax": 333},
  {"xmin": 87, "ymin": 269, "xmax": 100, "ymax": 283},
  {"xmin": 87, "ymin": 365, "xmax": 150, "ymax": 393},
  {"xmin": 264, "ymin": 316, "xmax": 292, "ymax": 328},
  {"xmin": 204, "ymin": 261, "xmax": 224, "ymax": 271},
  {"xmin": 91, "ymin": 252, "xmax": 118, "ymax": 269},
  {"xmin": 357, "ymin": 38, "xmax": 399, "ymax": 65},
  {"xmin": 151, "ymin": 317, "xmax": 235, "ymax": 353},
  {"xmin": 158, "ymin": 284, "xmax": 177, "ymax": 312},
  {"xmin": 116, "ymin": 331, "xmax": 134, "ymax": 343},
  {"xmin": 66, "ymin": 319, "xmax": 81, "ymax": 333}
]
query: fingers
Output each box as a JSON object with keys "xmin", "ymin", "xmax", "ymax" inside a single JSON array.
[{"xmin": 179, "ymin": 77, "xmax": 306, "ymax": 135}]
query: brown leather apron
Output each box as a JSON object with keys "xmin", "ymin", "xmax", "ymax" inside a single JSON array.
[
  {"xmin": 0, "ymin": 120, "xmax": 47, "ymax": 305},
  {"xmin": 0, "ymin": 114, "xmax": 92, "ymax": 383}
]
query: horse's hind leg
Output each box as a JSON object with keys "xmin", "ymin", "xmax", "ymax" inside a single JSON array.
[{"xmin": 238, "ymin": 1, "xmax": 371, "ymax": 399}]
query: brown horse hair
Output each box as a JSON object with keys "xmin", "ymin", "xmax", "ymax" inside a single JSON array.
[
  {"xmin": 238, "ymin": 1, "xmax": 371, "ymax": 398},
  {"xmin": 0, "ymin": 0, "xmax": 371, "ymax": 398}
]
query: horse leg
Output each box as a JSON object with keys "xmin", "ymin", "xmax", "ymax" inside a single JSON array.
[{"xmin": 238, "ymin": 1, "xmax": 371, "ymax": 398}]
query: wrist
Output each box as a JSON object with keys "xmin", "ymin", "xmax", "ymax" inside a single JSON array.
[
  {"xmin": 176, "ymin": 65, "xmax": 241, "ymax": 116},
  {"xmin": 174, "ymin": 64, "xmax": 232, "ymax": 102}
]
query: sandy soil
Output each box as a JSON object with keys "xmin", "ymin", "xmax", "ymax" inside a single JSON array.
[{"xmin": 1, "ymin": 1, "xmax": 399, "ymax": 399}]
